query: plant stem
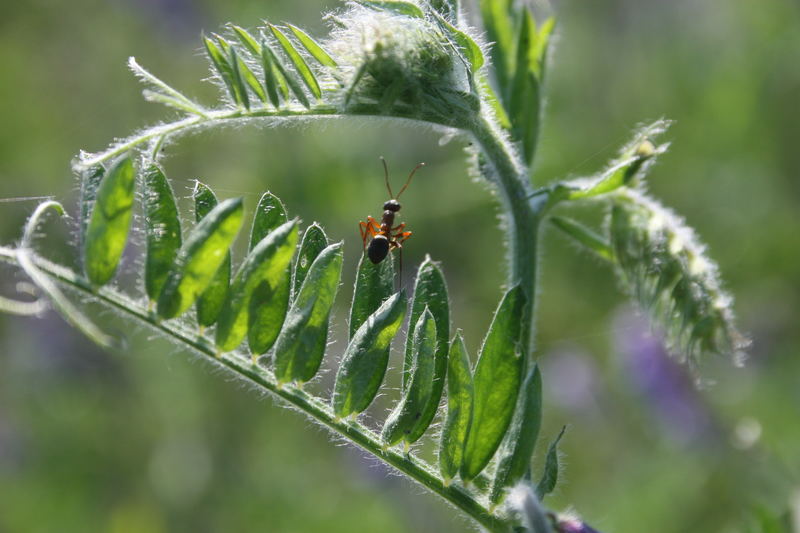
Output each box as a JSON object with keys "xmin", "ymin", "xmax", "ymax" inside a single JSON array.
[
  {"xmin": 76, "ymin": 104, "xmax": 457, "ymax": 170},
  {"xmin": 0, "ymin": 246, "xmax": 511, "ymax": 533},
  {"xmin": 469, "ymin": 116, "xmax": 543, "ymax": 355}
]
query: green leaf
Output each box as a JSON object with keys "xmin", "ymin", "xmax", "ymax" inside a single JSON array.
[
  {"xmin": 568, "ymin": 145, "xmax": 663, "ymax": 200},
  {"xmin": 193, "ymin": 182, "xmax": 231, "ymax": 328},
  {"xmin": 478, "ymin": 73, "xmax": 511, "ymax": 130},
  {"xmin": 260, "ymin": 38, "xmax": 290, "ymax": 107},
  {"xmin": 431, "ymin": 0, "xmax": 460, "ymax": 20},
  {"xmin": 530, "ymin": 17, "xmax": 556, "ymax": 79},
  {"xmin": 204, "ymin": 35, "xmax": 246, "ymax": 107},
  {"xmin": 157, "ymin": 197, "xmax": 244, "ymax": 319},
  {"xmin": 460, "ymin": 285, "xmax": 526, "ymax": 481},
  {"xmin": 478, "ymin": 0, "xmax": 515, "ymax": 91},
  {"xmin": 432, "ymin": 12, "xmax": 484, "ymax": 71},
  {"xmin": 142, "ymin": 164, "xmax": 182, "ymax": 301},
  {"xmin": 292, "ymin": 224, "xmax": 328, "ymax": 299},
  {"xmin": 230, "ymin": 25, "xmax": 261, "ymax": 56},
  {"xmin": 333, "ymin": 291, "xmax": 407, "ymax": 418},
  {"xmin": 273, "ymin": 243, "xmax": 343, "ymax": 383},
  {"xmin": 262, "ymin": 38, "xmax": 309, "ymax": 108},
  {"xmin": 550, "ymin": 216, "xmax": 613, "ymax": 261},
  {"xmin": 250, "ymin": 192, "xmax": 288, "ymax": 249},
  {"xmin": 382, "ymin": 309, "xmax": 438, "ymax": 446},
  {"xmin": 227, "ymin": 44, "xmax": 251, "ymax": 109},
  {"xmin": 78, "ymin": 164, "xmax": 104, "ymax": 259},
  {"xmin": 490, "ymin": 364, "xmax": 543, "ymax": 505},
  {"xmin": 354, "ymin": 0, "xmax": 425, "ymax": 18},
  {"xmin": 349, "ymin": 253, "xmax": 395, "ymax": 339},
  {"xmin": 403, "ymin": 258, "xmax": 449, "ymax": 386},
  {"xmin": 509, "ymin": 11, "xmax": 541, "ymax": 166},
  {"xmin": 287, "ymin": 24, "xmax": 337, "ymax": 67},
  {"xmin": 269, "ymin": 24, "xmax": 321, "ymax": 100},
  {"xmin": 401, "ymin": 258, "xmax": 449, "ymax": 442},
  {"xmin": 215, "ymin": 220, "xmax": 299, "ymax": 353},
  {"xmin": 236, "ymin": 54, "xmax": 268, "ymax": 103},
  {"xmin": 536, "ymin": 425, "xmax": 566, "ymax": 499},
  {"xmin": 84, "ymin": 155, "xmax": 135, "ymax": 286},
  {"xmin": 438, "ymin": 332, "xmax": 473, "ymax": 482}
]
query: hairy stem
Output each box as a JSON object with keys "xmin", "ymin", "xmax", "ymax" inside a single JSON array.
[
  {"xmin": 0, "ymin": 245, "xmax": 511, "ymax": 533},
  {"xmin": 469, "ymin": 116, "xmax": 542, "ymax": 356},
  {"xmin": 76, "ymin": 104, "xmax": 458, "ymax": 170}
]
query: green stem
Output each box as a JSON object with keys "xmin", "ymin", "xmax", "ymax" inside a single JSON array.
[
  {"xmin": 469, "ymin": 116, "xmax": 544, "ymax": 355},
  {"xmin": 0, "ymin": 246, "xmax": 511, "ymax": 533},
  {"xmin": 76, "ymin": 103, "xmax": 457, "ymax": 170}
]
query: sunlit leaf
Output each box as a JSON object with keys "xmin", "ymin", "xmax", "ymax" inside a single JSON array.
[
  {"xmin": 438, "ymin": 332, "xmax": 473, "ymax": 482},
  {"xmin": 490, "ymin": 364, "xmax": 542, "ymax": 504},
  {"xmin": 273, "ymin": 243, "xmax": 343, "ymax": 383},
  {"xmin": 215, "ymin": 220, "xmax": 298, "ymax": 353},
  {"xmin": 142, "ymin": 164, "xmax": 182, "ymax": 301},
  {"xmin": 287, "ymin": 24, "xmax": 337, "ymax": 67},
  {"xmin": 84, "ymin": 155, "xmax": 135, "ymax": 286},
  {"xmin": 157, "ymin": 197, "xmax": 244, "ymax": 319},
  {"xmin": 292, "ymin": 224, "xmax": 328, "ymax": 300},
  {"xmin": 349, "ymin": 253, "xmax": 394, "ymax": 338},
  {"xmin": 382, "ymin": 309, "xmax": 438, "ymax": 446},
  {"xmin": 460, "ymin": 285, "xmax": 526, "ymax": 481},
  {"xmin": 333, "ymin": 290, "xmax": 407, "ymax": 418},
  {"xmin": 193, "ymin": 182, "xmax": 231, "ymax": 328},
  {"xmin": 269, "ymin": 24, "xmax": 322, "ymax": 100}
]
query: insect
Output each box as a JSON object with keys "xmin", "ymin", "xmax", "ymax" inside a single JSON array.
[{"xmin": 359, "ymin": 157, "xmax": 424, "ymax": 266}]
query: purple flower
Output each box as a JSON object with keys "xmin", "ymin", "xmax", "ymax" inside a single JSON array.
[{"xmin": 555, "ymin": 516, "xmax": 603, "ymax": 533}]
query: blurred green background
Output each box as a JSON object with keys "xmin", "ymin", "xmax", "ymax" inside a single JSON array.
[{"xmin": 1, "ymin": 1, "xmax": 798, "ymax": 532}]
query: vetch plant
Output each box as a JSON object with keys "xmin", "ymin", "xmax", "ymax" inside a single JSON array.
[{"xmin": 0, "ymin": 1, "xmax": 749, "ymax": 531}]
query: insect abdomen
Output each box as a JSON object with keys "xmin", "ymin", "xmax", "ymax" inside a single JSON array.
[{"xmin": 367, "ymin": 235, "xmax": 390, "ymax": 264}]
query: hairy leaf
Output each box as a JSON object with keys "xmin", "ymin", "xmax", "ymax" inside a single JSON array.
[
  {"xmin": 490, "ymin": 364, "xmax": 543, "ymax": 504},
  {"xmin": 204, "ymin": 35, "xmax": 247, "ymax": 107},
  {"xmin": 460, "ymin": 285, "xmax": 526, "ymax": 481},
  {"xmin": 438, "ymin": 332, "xmax": 473, "ymax": 482},
  {"xmin": 287, "ymin": 24, "xmax": 337, "ymax": 68},
  {"xmin": 84, "ymin": 155, "xmax": 135, "ymax": 286},
  {"xmin": 401, "ymin": 258, "xmax": 449, "ymax": 441},
  {"xmin": 478, "ymin": 0, "xmax": 515, "ymax": 92},
  {"xmin": 261, "ymin": 38, "xmax": 308, "ymax": 108},
  {"xmin": 273, "ymin": 243, "xmax": 343, "ymax": 383},
  {"xmin": 142, "ymin": 164, "xmax": 182, "ymax": 301},
  {"xmin": 333, "ymin": 290, "xmax": 407, "ymax": 418},
  {"xmin": 354, "ymin": 0, "xmax": 425, "ymax": 18},
  {"xmin": 433, "ymin": 12, "xmax": 484, "ymax": 72},
  {"xmin": 609, "ymin": 191, "xmax": 748, "ymax": 368},
  {"xmin": 431, "ymin": 0, "xmax": 460, "ymax": 21},
  {"xmin": 349, "ymin": 253, "xmax": 394, "ymax": 339},
  {"xmin": 215, "ymin": 220, "xmax": 298, "ymax": 353},
  {"xmin": 269, "ymin": 24, "xmax": 321, "ymax": 100},
  {"xmin": 157, "ymin": 197, "xmax": 244, "ymax": 319},
  {"xmin": 193, "ymin": 182, "xmax": 231, "ymax": 328},
  {"xmin": 260, "ymin": 37, "xmax": 289, "ymax": 107},
  {"xmin": 565, "ymin": 121, "xmax": 670, "ymax": 200},
  {"xmin": 230, "ymin": 25, "xmax": 261, "ymax": 56},
  {"xmin": 293, "ymin": 224, "xmax": 328, "ymax": 299},
  {"xmin": 78, "ymin": 164, "xmax": 104, "ymax": 259},
  {"xmin": 536, "ymin": 426, "xmax": 566, "ymax": 499},
  {"xmin": 509, "ymin": 11, "xmax": 540, "ymax": 166},
  {"xmin": 550, "ymin": 216, "xmax": 613, "ymax": 261},
  {"xmin": 250, "ymin": 192, "xmax": 288, "ymax": 250},
  {"xmin": 382, "ymin": 309, "xmax": 438, "ymax": 446}
]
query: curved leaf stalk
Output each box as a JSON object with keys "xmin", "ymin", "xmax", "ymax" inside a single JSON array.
[{"xmin": 0, "ymin": 246, "xmax": 510, "ymax": 533}]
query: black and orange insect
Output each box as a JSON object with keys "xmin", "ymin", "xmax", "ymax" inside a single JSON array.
[{"xmin": 359, "ymin": 158, "xmax": 424, "ymax": 266}]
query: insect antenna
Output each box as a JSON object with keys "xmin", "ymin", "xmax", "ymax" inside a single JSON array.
[
  {"xmin": 396, "ymin": 162, "xmax": 425, "ymax": 199},
  {"xmin": 380, "ymin": 156, "xmax": 394, "ymax": 198}
]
